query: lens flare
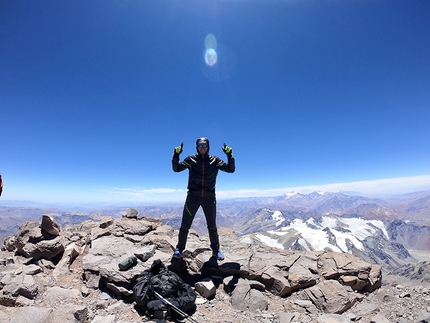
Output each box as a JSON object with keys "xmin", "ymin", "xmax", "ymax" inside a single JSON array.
[
  {"xmin": 205, "ymin": 48, "xmax": 217, "ymax": 66},
  {"xmin": 201, "ymin": 33, "xmax": 237, "ymax": 81},
  {"xmin": 205, "ymin": 33, "xmax": 217, "ymax": 50}
]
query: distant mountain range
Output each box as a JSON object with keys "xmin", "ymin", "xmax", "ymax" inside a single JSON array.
[
  {"xmin": 213, "ymin": 190, "xmax": 430, "ymax": 271},
  {"xmin": 239, "ymin": 214, "xmax": 418, "ymax": 272},
  {"xmin": 2, "ymin": 190, "xmax": 430, "ymax": 272}
]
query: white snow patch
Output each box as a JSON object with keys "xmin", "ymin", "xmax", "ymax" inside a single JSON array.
[
  {"xmin": 284, "ymin": 191, "xmax": 298, "ymax": 198},
  {"xmin": 305, "ymin": 217, "xmax": 318, "ymax": 226},
  {"xmin": 255, "ymin": 234, "xmax": 284, "ymax": 249},
  {"xmin": 240, "ymin": 237, "xmax": 253, "ymax": 245},
  {"xmin": 271, "ymin": 210, "xmax": 284, "ymax": 227},
  {"xmin": 297, "ymin": 238, "xmax": 311, "ymax": 251},
  {"xmin": 328, "ymin": 228, "xmax": 364, "ymax": 251},
  {"xmin": 320, "ymin": 216, "xmax": 389, "ymax": 240}
]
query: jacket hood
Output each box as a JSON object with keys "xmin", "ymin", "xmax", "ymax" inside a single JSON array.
[{"xmin": 196, "ymin": 137, "xmax": 210, "ymax": 155}]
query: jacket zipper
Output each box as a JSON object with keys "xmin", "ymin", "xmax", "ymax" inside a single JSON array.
[{"xmin": 201, "ymin": 154, "xmax": 205, "ymax": 197}]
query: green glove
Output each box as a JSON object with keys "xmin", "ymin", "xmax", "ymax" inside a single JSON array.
[
  {"xmin": 222, "ymin": 143, "xmax": 233, "ymax": 156},
  {"xmin": 174, "ymin": 142, "xmax": 184, "ymax": 155}
]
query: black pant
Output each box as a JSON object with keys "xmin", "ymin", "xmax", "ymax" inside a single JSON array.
[{"xmin": 176, "ymin": 193, "xmax": 219, "ymax": 253}]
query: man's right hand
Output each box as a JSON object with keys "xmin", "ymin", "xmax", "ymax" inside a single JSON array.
[{"xmin": 174, "ymin": 142, "xmax": 184, "ymax": 155}]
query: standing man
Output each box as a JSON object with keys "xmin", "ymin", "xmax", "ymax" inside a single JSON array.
[
  {"xmin": 0, "ymin": 174, "xmax": 3, "ymax": 197},
  {"xmin": 172, "ymin": 137, "xmax": 235, "ymax": 260}
]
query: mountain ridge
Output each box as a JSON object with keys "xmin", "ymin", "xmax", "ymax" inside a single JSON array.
[{"xmin": 2, "ymin": 190, "xmax": 430, "ymax": 270}]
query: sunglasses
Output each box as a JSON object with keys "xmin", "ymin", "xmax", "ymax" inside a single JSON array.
[{"xmin": 197, "ymin": 143, "xmax": 208, "ymax": 148}]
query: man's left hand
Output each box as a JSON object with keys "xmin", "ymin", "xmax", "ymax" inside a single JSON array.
[{"xmin": 222, "ymin": 143, "xmax": 233, "ymax": 156}]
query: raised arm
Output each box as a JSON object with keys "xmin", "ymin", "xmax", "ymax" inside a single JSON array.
[
  {"xmin": 219, "ymin": 143, "xmax": 235, "ymax": 173},
  {"xmin": 172, "ymin": 142, "xmax": 188, "ymax": 172}
]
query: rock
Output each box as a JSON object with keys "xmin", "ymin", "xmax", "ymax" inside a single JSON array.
[
  {"xmin": 91, "ymin": 314, "xmax": 116, "ymax": 323},
  {"xmin": 278, "ymin": 312, "xmax": 296, "ymax": 323},
  {"xmin": 319, "ymin": 252, "xmax": 382, "ymax": 292},
  {"xmin": 99, "ymin": 216, "xmax": 114, "ymax": 229},
  {"xmin": 44, "ymin": 286, "xmax": 80, "ymax": 302},
  {"xmin": 134, "ymin": 244, "xmax": 157, "ymax": 262},
  {"xmin": 195, "ymin": 279, "xmax": 216, "ymax": 299},
  {"xmin": 81, "ymin": 286, "xmax": 90, "ymax": 297},
  {"xmin": 2, "ymin": 235, "xmax": 16, "ymax": 252},
  {"xmin": 9, "ymin": 306, "xmax": 53, "ymax": 323},
  {"xmin": 124, "ymin": 208, "xmax": 138, "ymax": 219},
  {"xmin": 53, "ymin": 242, "xmax": 81, "ymax": 277},
  {"xmin": 53, "ymin": 304, "xmax": 89, "ymax": 322},
  {"xmin": 302, "ymin": 280, "xmax": 357, "ymax": 314},
  {"xmin": 352, "ymin": 301, "xmax": 379, "ymax": 316},
  {"xmin": 37, "ymin": 258, "xmax": 56, "ymax": 270},
  {"xmin": 14, "ymin": 223, "xmax": 65, "ymax": 260},
  {"xmin": 417, "ymin": 309, "xmax": 430, "ymax": 322},
  {"xmin": 288, "ymin": 252, "xmax": 319, "ymax": 292},
  {"xmin": 370, "ymin": 313, "xmax": 391, "ymax": 323},
  {"xmin": 41, "ymin": 214, "xmax": 61, "ymax": 236},
  {"xmin": 316, "ymin": 314, "xmax": 352, "ymax": 323},
  {"xmin": 230, "ymin": 278, "xmax": 269, "ymax": 312},
  {"xmin": 22, "ymin": 263, "xmax": 42, "ymax": 275},
  {"xmin": 0, "ymin": 293, "xmax": 15, "ymax": 306},
  {"xmin": 18, "ymin": 274, "xmax": 39, "ymax": 299},
  {"xmin": 15, "ymin": 295, "xmax": 35, "ymax": 306}
]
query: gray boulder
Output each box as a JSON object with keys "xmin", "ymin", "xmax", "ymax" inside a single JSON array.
[
  {"xmin": 124, "ymin": 208, "xmax": 138, "ymax": 219},
  {"xmin": 302, "ymin": 280, "xmax": 357, "ymax": 314},
  {"xmin": 41, "ymin": 214, "xmax": 61, "ymax": 236},
  {"xmin": 14, "ymin": 220, "xmax": 65, "ymax": 260},
  {"xmin": 230, "ymin": 278, "xmax": 268, "ymax": 312},
  {"xmin": 9, "ymin": 307, "xmax": 53, "ymax": 323}
]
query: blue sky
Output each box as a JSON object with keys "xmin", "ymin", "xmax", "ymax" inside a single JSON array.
[{"xmin": 1, "ymin": 0, "xmax": 430, "ymax": 205}]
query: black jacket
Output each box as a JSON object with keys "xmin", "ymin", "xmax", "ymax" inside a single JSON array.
[{"xmin": 172, "ymin": 152, "xmax": 235, "ymax": 197}]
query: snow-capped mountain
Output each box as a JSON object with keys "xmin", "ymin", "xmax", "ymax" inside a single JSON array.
[
  {"xmin": 260, "ymin": 216, "xmax": 389, "ymax": 253},
  {"xmin": 241, "ymin": 215, "xmax": 414, "ymax": 272}
]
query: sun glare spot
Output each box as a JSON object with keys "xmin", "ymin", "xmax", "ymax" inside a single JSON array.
[{"xmin": 205, "ymin": 48, "xmax": 217, "ymax": 66}]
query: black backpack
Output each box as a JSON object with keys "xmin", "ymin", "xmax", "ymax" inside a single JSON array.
[{"xmin": 133, "ymin": 259, "xmax": 196, "ymax": 318}]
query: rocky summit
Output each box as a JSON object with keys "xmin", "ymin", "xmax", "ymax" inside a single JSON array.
[{"xmin": 0, "ymin": 212, "xmax": 429, "ymax": 323}]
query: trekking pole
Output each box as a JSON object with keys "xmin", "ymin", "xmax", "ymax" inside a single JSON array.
[{"xmin": 153, "ymin": 291, "xmax": 199, "ymax": 323}]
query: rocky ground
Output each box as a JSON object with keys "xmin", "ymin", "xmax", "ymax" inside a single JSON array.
[
  {"xmin": 0, "ymin": 212, "xmax": 429, "ymax": 323},
  {"xmin": 176, "ymin": 283, "xmax": 430, "ymax": 323}
]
